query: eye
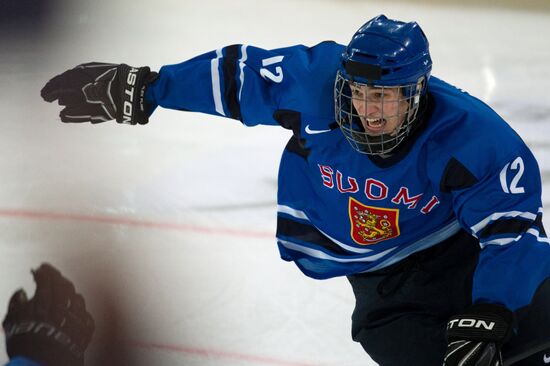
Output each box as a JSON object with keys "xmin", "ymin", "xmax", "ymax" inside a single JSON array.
[{"xmin": 368, "ymin": 92, "xmax": 384, "ymax": 101}]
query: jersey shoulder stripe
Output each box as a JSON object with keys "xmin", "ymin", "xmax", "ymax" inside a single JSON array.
[{"xmin": 221, "ymin": 44, "xmax": 242, "ymax": 120}]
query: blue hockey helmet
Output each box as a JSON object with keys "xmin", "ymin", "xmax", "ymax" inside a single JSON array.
[{"xmin": 335, "ymin": 15, "xmax": 432, "ymax": 155}]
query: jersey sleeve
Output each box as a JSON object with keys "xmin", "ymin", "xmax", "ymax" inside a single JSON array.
[
  {"xmin": 449, "ymin": 143, "xmax": 550, "ymax": 311},
  {"xmin": 145, "ymin": 44, "xmax": 312, "ymax": 126},
  {"xmin": 4, "ymin": 357, "xmax": 42, "ymax": 366}
]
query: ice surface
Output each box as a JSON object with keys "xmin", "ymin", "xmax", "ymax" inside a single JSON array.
[{"xmin": 0, "ymin": 0, "xmax": 549, "ymax": 365}]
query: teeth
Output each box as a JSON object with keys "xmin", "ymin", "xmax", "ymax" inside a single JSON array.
[{"xmin": 366, "ymin": 118, "xmax": 384, "ymax": 127}]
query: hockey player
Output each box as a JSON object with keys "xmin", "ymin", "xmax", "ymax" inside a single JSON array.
[
  {"xmin": 2, "ymin": 264, "xmax": 94, "ymax": 366},
  {"xmin": 40, "ymin": 15, "xmax": 550, "ymax": 365}
]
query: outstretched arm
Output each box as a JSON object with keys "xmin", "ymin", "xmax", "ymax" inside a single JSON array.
[
  {"xmin": 41, "ymin": 42, "xmax": 343, "ymax": 127},
  {"xmin": 146, "ymin": 44, "xmax": 293, "ymax": 126}
]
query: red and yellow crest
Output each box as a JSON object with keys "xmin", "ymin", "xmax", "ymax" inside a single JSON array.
[{"xmin": 349, "ymin": 197, "xmax": 400, "ymax": 245}]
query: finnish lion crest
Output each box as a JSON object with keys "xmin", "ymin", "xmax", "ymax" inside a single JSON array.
[{"xmin": 349, "ymin": 197, "xmax": 400, "ymax": 245}]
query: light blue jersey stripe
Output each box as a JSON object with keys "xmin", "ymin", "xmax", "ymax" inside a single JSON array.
[{"xmin": 278, "ymin": 219, "xmax": 461, "ymax": 274}]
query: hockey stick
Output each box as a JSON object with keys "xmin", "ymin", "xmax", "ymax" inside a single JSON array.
[{"xmin": 502, "ymin": 338, "xmax": 550, "ymax": 365}]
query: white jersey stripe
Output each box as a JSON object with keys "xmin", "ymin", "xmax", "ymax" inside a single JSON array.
[
  {"xmin": 480, "ymin": 227, "xmax": 550, "ymax": 248},
  {"xmin": 480, "ymin": 236, "xmax": 522, "ymax": 248},
  {"xmin": 211, "ymin": 48, "xmax": 225, "ymax": 116},
  {"xmin": 277, "ymin": 204, "xmax": 461, "ymax": 261},
  {"xmin": 238, "ymin": 45, "xmax": 248, "ymax": 102},
  {"xmin": 527, "ymin": 228, "xmax": 550, "ymax": 244},
  {"xmin": 470, "ymin": 210, "xmax": 538, "ymax": 235},
  {"xmin": 277, "ymin": 218, "xmax": 461, "ymax": 270},
  {"xmin": 278, "ymin": 239, "xmax": 395, "ymax": 263},
  {"xmin": 277, "ymin": 204, "xmax": 309, "ymax": 220}
]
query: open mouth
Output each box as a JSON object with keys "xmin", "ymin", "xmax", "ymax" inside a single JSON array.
[{"xmin": 363, "ymin": 118, "xmax": 386, "ymax": 133}]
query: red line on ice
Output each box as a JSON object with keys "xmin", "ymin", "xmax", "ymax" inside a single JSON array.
[
  {"xmin": 131, "ymin": 341, "xmax": 320, "ymax": 366},
  {"xmin": 0, "ymin": 209, "xmax": 315, "ymax": 365},
  {"xmin": 0, "ymin": 209, "xmax": 274, "ymax": 239}
]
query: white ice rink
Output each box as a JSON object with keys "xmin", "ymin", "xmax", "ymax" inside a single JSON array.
[{"xmin": 1, "ymin": 0, "xmax": 549, "ymax": 365}]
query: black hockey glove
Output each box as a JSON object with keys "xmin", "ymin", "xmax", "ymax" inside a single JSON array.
[
  {"xmin": 41, "ymin": 62, "xmax": 158, "ymax": 124},
  {"xmin": 443, "ymin": 304, "xmax": 514, "ymax": 366},
  {"xmin": 2, "ymin": 263, "xmax": 95, "ymax": 366}
]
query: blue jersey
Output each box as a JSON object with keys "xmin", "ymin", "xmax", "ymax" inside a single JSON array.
[{"xmin": 145, "ymin": 41, "xmax": 550, "ymax": 312}]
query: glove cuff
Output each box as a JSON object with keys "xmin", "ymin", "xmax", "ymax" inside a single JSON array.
[
  {"xmin": 6, "ymin": 332, "xmax": 84, "ymax": 366},
  {"xmin": 446, "ymin": 304, "xmax": 514, "ymax": 344},
  {"xmin": 116, "ymin": 64, "xmax": 159, "ymax": 125}
]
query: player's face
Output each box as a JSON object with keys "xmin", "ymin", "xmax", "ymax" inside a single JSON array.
[{"xmin": 349, "ymin": 84, "xmax": 409, "ymax": 136}]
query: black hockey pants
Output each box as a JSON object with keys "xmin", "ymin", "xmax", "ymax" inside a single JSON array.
[{"xmin": 347, "ymin": 229, "xmax": 550, "ymax": 365}]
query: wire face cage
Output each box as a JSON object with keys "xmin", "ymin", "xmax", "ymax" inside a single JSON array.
[{"xmin": 334, "ymin": 71, "xmax": 425, "ymax": 156}]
